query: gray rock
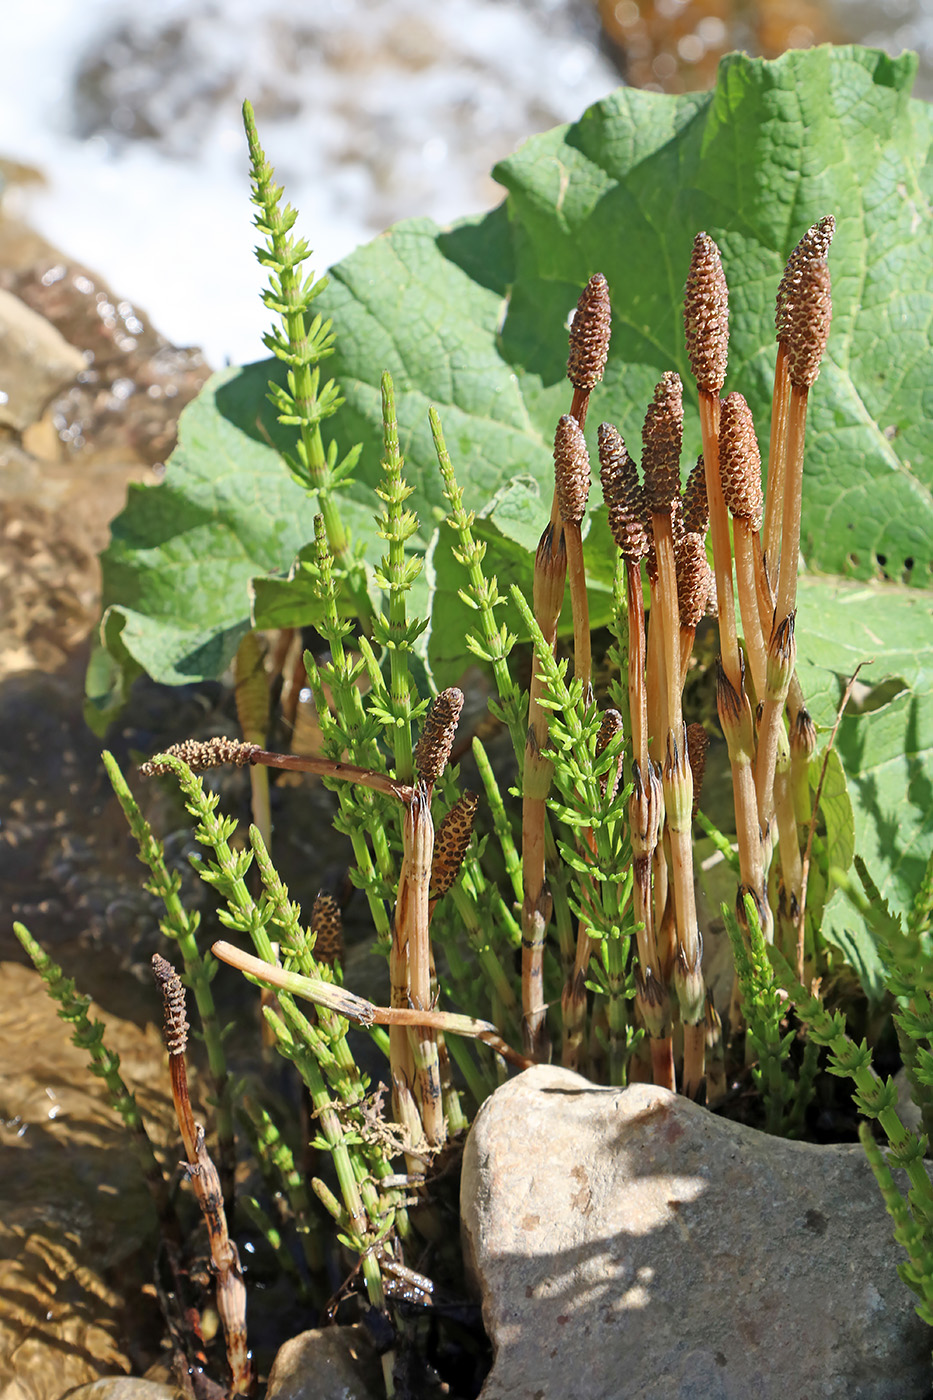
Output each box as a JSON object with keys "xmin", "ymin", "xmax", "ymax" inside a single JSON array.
[
  {"xmin": 462, "ymin": 1066, "xmax": 932, "ymax": 1400},
  {"xmin": 0, "ymin": 288, "xmax": 84, "ymax": 431},
  {"xmin": 265, "ymin": 1326, "xmax": 385, "ymax": 1400}
]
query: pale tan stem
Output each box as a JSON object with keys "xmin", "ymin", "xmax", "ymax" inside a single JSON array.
[
  {"xmin": 398, "ymin": 785, "xmax": 444, "ymax": 1147},
  {"xmin": 733, "ymin": 521, "xmax": 768, "ymax": 703},
  {"xmin": 563, "ymin": 519, "xmax": 592, "ymax": 698},
  {"xmin": 651, "ymin": 516, "xmax": 684, "ymax": 735},
  {"xmin": 762, "ymin": 340, "xmax": 790, "ymax": 570},
  {"xmin": 775, "ymin": 385, "xmax": 809, "ymax": 623},
  {"xmin": 212, "ymin": 941, "xmax": 534, "ymax": 1068},
  {"xmin": 698, "ymin": 389, "xmax": 742, "ymax": 693}
]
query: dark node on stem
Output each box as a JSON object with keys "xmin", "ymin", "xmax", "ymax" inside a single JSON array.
[
  {"xmin": 553, "ymin": 414, "xmax": 592, "ymax": 525},
  {"xmin": 776, "ymin": 215, "xmax": 835, "ymax": 342},
  {"xmin": 311, "ymin": 892, "xmax": 344, "ymax": 966},
  {"xmin": 567, "ymin": 272, "xmax": 612, "ymax": 391},
  {"xmin": 766, "ymin": 611, "xmax": 797, "ymax": 695},
  {"xmin": 684, "ymin": 232, "xmax": 729, "ymax": 394},
  {"xmin": 716, "ymin": 656, "xmax": 753, "ymax": 757},
  {"xmin": 784, "ymin": 257, "xmax": 832, "ymax": 390},
  {"xmin": 533, "ymin": 521, "xmax": 568, "ymax": 625},
  {"xmin": 718, "ymin": 392, "xmax": 763, "ymax": 527},
  {"xmin": 676, "ymin": 531, "xmax": 713, "ymax": 632},
  {"xmin": 682, "ymin": 456, "xmax": 708, "ymax": 537},
  {"xmin": 641, "ymin": 372, "xmax": 683, "ymax": 516},
  {"xmin": 791, "ymin": 706, "xmax": 817, "ymax": 758},
  {"xmin": 685, "ymin": 722, "xmax": 709, "ymax": 819},
  {"xmin": 598, "ymin": 422, "xmax": 647, "ymax": 563},
  {"xmin": 735, "ymin": 882, "xmax": 765, "ymax": 931},
  {"xmin": 152, "ymin": 953, "xmax": 188, "ymax": 1057},
  {"xmin": 139, "ymin": 736, "xmax": 259, "ymax": 777},
  {"xmin": 430, "ymin": 791, "xmax": 479, "ymax": 900},
  {"xmin": 415, "ymin": 687, "xmax": 464, "ymax": 784}
]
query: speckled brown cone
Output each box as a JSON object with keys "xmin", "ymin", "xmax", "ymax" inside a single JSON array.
[
  {"xmin": 641, "ymin": 372, "xmax": 683, "ymax": 516},
  {"xmin": 414, "ymin": 687, "xmax": 464, "ymax": 785},
  {"xmin": 598, "ymin": 422, "xmax": 648, "ymax": 563},
  {"xmin": 311, "ymin": 892, "xmax": 344, "ymax": 965},
  {"xmin": 430, "ymin": 791, "xmax": 479, "ymax": 900}
]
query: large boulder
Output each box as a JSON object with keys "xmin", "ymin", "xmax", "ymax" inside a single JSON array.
[{"xmin": 462, "ymin": 1066, "xmax": 931, "ymax": 1400}]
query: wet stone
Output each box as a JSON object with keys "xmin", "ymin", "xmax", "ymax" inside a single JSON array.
[{"xmin": 462, "ymin": 1066, "xmax": 932, "ymax": 1400}]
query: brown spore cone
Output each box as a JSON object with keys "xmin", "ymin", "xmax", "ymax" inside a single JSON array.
[
  {"xmin": 415, "ymin": 687, "xmax": 464, "ymax": 784},
  {"xmin": 784, "ymin": 258, "xmax": 832, "ymax": 390},
  {"xmin": 776, "ymin": 215, "xmax": 835, "ymax": 343},
  {"xmin": 642, "ymin": 372, "xmax": 683, "ymax": 516},
  {"xmin": 598, "ymin": 422, "xmax": 647, "ymax": 563},
  {"xmin": 567, "ymin": 273, "xmax": 612, "ymax": 391},
  {"xmin": 554, "ymin": 413, "xmax": 591, "ymax": 525},
  {"xmin": 676, "ymin": 532, "xmax": 713, "ymax": 632},
  {"xmin": 682, "ymin": 456, "xmax": 709, "ymax": 537},
  {"xmin": 718, "ymin": 392, "xmax": 763, "ymax": 527},
  {"xmin": 684, "ymin": 232, "xmax": 729, "ymax": 394}
]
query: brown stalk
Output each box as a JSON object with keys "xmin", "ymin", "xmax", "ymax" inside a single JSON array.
[
  {"xmin": 396, "ymin": 783, "xmax": 444, "ymax": 1146},
  {"xmin": 599, "ymin": 422, "xmax": 676, "ymax": 1088},
  {"xmin": 151, "ymin": 955, "xmax": 253, "ymax": 1398},
  {"xmin": 140, "ymin": 737, "xmax": 414, "ymax": 804},
  {"xmin": 685, "ymin": 232, "xmax": 767, "ymax": 937},
  {"xmin": 757, "ymin": 256, "xmax": 832, "ymax": 830},
  {"xmin": 521, "ymin": 522, "xmax": 567, "ymax": 1060},
  {"xmin": 554, "ymin": 413, "xmax": 593, "ymax": 698}
]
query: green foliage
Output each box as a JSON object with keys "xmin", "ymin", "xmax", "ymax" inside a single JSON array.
[
  {"xmin": 723, "ymin": 894, "xmax": 817, "ymax": 1136},
  {"xmin": 89, "ymin": 48, "xmax": 933, "ymax": 986},
  {"xmin": 774, "ymin": 858, "xmax": 933, "ymax": 1325}
]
